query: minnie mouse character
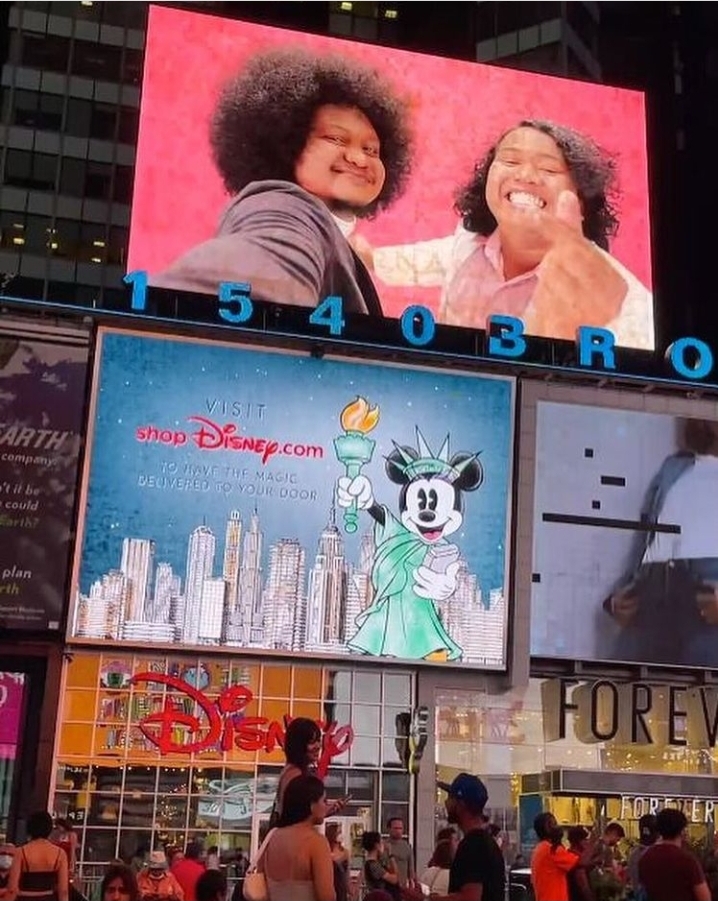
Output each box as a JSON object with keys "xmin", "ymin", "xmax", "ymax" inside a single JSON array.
[{"xmin": 336, "ymin": 427, "xmax": 483, "ymax": 661}]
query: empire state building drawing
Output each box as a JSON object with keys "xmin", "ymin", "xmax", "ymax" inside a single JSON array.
[{"xmin": 305, "ymin": 504, "xmax": 347, "ymax": 652}]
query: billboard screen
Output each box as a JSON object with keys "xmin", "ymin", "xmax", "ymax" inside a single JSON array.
[
  {"xmin": 531, "ymin": 401, "xmax": 718, "ymax": 668},
  {"xmin": 70, "ymin": 329, "xmax": 514, "ymax": 670},
  {"xmin": 129, "ymin": 6, "xmax": 654, "ymax": 350},
  {"xmin": 0, "ymin": 336, "xmax": 88, "ymax": 632}
]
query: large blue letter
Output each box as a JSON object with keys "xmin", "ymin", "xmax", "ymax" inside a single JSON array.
[
  {"xmin": 487, "ymin": 315, "xmax": 526, "ymax": 359},
  {"xmin": 218, "ymin": 282, "xmax": 253, "ymax": 324},
  {"xmin": 667, "ymin": 337, "xmax": 714, "ymax": 380},
  {"xmin": 577, "ymin": 327, "xmax": 616, "ymax": 371}
]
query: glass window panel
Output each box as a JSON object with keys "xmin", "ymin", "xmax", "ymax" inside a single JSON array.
[
  {"xmin": 0, "ymin": 213, "xmax": 28, "ymax": 251},
  {"xmin": 47, "ymin": 280, "xmax": 76, "ymax": 303},
  {"xmin": 53, "ymin": 218, "xmax": 81, "ymax": 259},
  {"xmin": 291, "ymin": 700, "xmax": 322, "ymax": 721},
  {"xmin": 72, "ymin": 41, "xmax": 122, "ymax": 81},
  {"xmin": 384, "ymin": 674, "xmax": 411, "ymax": 706},
  {"xmin": 293, "ymin": 667, "xmax": 322, "ymax": 700},
  {"xmin": 79, "ymin": 221, "xmax": 107, "ymax": 263},
  {"xmin": 37, "ymin": 94, "xmax": 63, "ymax": 130},
  {"xmin": 117, "ymin": 830, "xmax": 152, "ymax": 865},
  {"xmin": 12, "ymin": 89, "xmax": 39, "ymax": 127},
  {"xmin": 4, "ymin": 149, "xmax": 31, "ymax": 185},
  {"xmin": 381, "ymin": 771, "xmax": 410, "ymax": 801},
  {"xmin": 25, "ymin": 215, "xmax": 52, "ymax": 254},
  {"xmin": 349, "ymin": 734, "xmax": 380, "ymax": 767},
  {"xmin": 192, "ymin": 767, "xmax": 224, "ymax": 794},
  {"xmin": 353, "ymin": 671, "xmax": 381, "ymax": 704},
  {"xmin": 262, "ymin": 666, "xmax": 291, "ymax": 699},
  {"xmin": 56, "ymin": 764, "xmax": 91, "ymax": 791},
  {"xmin": 382, "ymin": 737, "xmax": 405, "ymax": 768},
  {"xmin": 64, "ymin": 690, "xmax": 97, "ymax": 722},
  {"xmin": 60, "ymin": 157, "xmax": 86, "ymax": 196},
  {"xmin": 381, "ymin": 802, "xmax": 408, "ymax": 830},
  {"xmin": 354, "ymin": 705, "xmax": 381, "ymax": 735},
  {"xmin": 21, "ymin": 33, "xmax": 70, "ymax": 73},
  {"xmin": 9, "ymin": 277, "xmax": 44, "ymax": 300},
  {"xmin": 107, "ymin": 225, "xmax": 127, "ymax": 266},
  {"xmin": 32, "ymin": 154, "xmax": 58, "ymax": 192},
  {"xmin": 157, "ymin": 767, "xmax": 190, "ymax": 793},
  {"xmin": 154, "ymin": 795, "xmax": 189, "ymax": 829},
  {"xmin": 325, "ymin": 701, "xmax": 351, "ymax": 726},
  {"xmin": 346, "ymin": 770, "xmax": 374, "ymax": 799},
  {"xmin": 121, "ymin": 794, "xmax": 155, "ymax": 828},
  {"xmin": 113, "ymin": 165, "xmax": 134, "ymax": 204},
  {"xmin": 117, "ymin": 106, "xmax": 139, "ymax": 144},
  {"xmin": 123, "ymin": 766, "xmax": 157, "ymax": 794},
  {"xmin": 84, "ymin": 161, "xmax": 112, "ymax": 200},
  {"xmin": 90, "ymin": 103, "xmax": 116, "ymax": 141},
  {"xmin": 66, "ymin": 98, "xmax": 92, "ymax": 138},
  {"xmin": 122, "ymin": 48, "xmax": 144, "ymax": 85},
  {"xmin": 82, "ymin": 829, "xmax": 118, "ymax": 863},
  {"xmin": 58, "ymin": 723, "xmax": 93, "ymax": 757}
]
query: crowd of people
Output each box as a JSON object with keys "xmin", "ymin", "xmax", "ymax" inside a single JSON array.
[
  {"xmin": 3, "ymin": 719, "xmax": 717, "ymax": 901},
  {"xmin": 528, "ymin": 808, "xmax": 713, "ymax": 901}
]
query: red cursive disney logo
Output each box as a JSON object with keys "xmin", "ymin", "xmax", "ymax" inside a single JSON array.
[
  {"xmin": 135, "ymin": 420, "xmax": 324, "ymax": 466},
  {"xmin": 130, "ymin": 673, "xmax": 353, "ymax": 778}
]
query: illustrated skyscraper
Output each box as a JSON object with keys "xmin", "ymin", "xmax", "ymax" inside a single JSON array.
[
  {"xmin": 120, "ymin": 537, "xmax": 154, "ymax": 621},
  {"xmin": 306, "ymin": 505, "xmax": 347, "ymax": 650},
  {"xmin": 183, "ymin": 525, "xmax": 216, "ymax": 644},
  {"xmin": 264, "ymin": 539, "xmax": 306, "ymax": 650},
  {"xmin": 238, "ymin": 511, "xmax": 264, "ymax": 644},
  {"xmin": 223, "ymin": 510, "xmax": 242, "ymax": 610},
  {"xmin": 151, "ymin": 562, "xmax": 180, "ymax": 627}
]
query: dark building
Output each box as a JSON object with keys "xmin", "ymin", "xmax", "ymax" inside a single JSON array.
[{"xmin": 0, "ymin": 2, "xmax": 711, "ymax": 348}]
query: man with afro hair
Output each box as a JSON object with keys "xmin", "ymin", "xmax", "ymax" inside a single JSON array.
[{"xmin": 153, "ymin": 47, "xmax": 414, "ymax": 316}]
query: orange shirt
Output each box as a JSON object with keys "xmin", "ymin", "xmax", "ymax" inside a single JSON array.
[{"xmin": 530, "ymin": 840, "xmax": 578, "ymax": 901}]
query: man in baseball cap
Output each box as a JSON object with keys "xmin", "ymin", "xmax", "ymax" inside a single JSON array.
[{"xmin": 407, "ymin": 774, "xmax": 505, "ymax": 901}]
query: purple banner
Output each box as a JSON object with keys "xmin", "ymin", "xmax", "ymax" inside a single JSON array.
[
  {"xmin": 0, "ymin": 337, "xmax": 88, "ymax": 631},
  {"xmin": 0, "ymin": 672, "xmax": 26, "ymax": 757}
]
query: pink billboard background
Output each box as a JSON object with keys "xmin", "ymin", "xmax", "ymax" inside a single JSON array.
[
  {"xmin": 129, "ymin": 5, "xmax": 652, "ymax": 319},
  {"xmin": 0, "ymin": 672, "xmax": 26, "ymax": 759}
]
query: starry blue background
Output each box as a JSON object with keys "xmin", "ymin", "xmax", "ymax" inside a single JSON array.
[{"xmin": 78, "ymin": 331, "xmax": 514, "ymax": 608}]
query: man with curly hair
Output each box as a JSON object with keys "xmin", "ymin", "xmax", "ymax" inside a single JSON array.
[
  {"xmin": 360, "ymin": 120, "xmax": 654, "ymax": 348},
  {"xmin": 152, "ymin": 48, "xmax": 413, "ymax": 315}
]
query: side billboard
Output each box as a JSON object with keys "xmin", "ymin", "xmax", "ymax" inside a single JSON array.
[
  {"xmin": 531, "ymin": 400, "xmax": 718, "ymax": 668},
  {"xmin": 128, "ymin": 5, "xmax": 654, "ymax": 349},
  {"xmin": 69, "ymin": 329, "xmax": 514, "ymax": 670},
  {"xmin": 0, "ymin": 335, "xmax": 88, "ymax": 632}
]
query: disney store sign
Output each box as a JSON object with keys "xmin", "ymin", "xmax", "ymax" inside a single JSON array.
[{"xmin": 131, "ymin": 672, "xmax": 353, "ymax": 776}]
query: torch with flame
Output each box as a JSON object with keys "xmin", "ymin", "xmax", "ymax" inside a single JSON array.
[{"xmin": 334, "ymin": 396, "xmax": 380, "ymax": 533}]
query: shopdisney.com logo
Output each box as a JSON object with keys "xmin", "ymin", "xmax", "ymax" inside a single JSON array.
[{"xmin": 135, "ymin": 416, "xmax": 325, "ymax": 465}]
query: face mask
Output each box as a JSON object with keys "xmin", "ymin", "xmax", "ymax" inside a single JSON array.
[{"xmin": 0, "ymin": 856, "xmax": 13, "ymax": 870}]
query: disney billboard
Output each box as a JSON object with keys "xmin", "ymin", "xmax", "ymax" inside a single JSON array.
[{"xmin": 70, "ymin": 329, "xmax": 514, "ymax": 670}]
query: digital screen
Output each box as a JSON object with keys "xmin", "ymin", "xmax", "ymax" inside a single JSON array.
[
  {"xmin": 129, "ymin": 5, "xmax": 654, "ymax": 349},
  {"xmin": 0, "ymin": 336, "xmax": 88, "ymax": 631},
  {"xmin": 71, "ymin": 329, "xmax": 514, "ymax": 670},
  {"xmin": 531, "ymin": 401, "xmax": 718, "ymax": 668}
]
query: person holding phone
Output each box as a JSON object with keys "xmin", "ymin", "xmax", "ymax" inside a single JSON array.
[{"xmin": 269, "ymin": 718, "xmax": 349, "ymax": 829}]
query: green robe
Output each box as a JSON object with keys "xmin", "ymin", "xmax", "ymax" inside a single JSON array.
[{"xmin": 347, "ymin": 506, "xmax": 463, "ymax": 660}]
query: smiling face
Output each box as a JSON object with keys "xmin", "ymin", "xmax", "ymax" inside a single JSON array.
[
  {"xmin": 294, "ymin": 104, "xmax": 386, "ymax": 216},
  {"xmin": 401, "ymin": 478, "xmax": 461, "ymax": 544},
  {"xmin": 485, "ymin": 126, "xmax": 578, "ymax": 229}
]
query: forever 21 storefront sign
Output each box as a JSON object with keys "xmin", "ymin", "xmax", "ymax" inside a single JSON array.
[{"xmin": 542, "ymin": 679, "xmax": 718, "ymax": 748}]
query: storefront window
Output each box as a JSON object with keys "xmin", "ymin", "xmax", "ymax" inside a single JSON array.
[
  {"xmin": 54, "ymin": 653, "xmax": 414, "ymax": 895},
  {"xmin": 436, "ymin": 679, "xmax": 718, "ymax": 860}
]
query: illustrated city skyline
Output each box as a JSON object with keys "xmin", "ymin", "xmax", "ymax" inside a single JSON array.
[{"xmin": 74, "ymin": 504, "xmax": 507, "ymax": 666}]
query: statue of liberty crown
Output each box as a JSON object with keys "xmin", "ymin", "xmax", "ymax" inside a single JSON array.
[{"xmin": 390, "ymin": 427, "xmax": 480, "ymax": 483}]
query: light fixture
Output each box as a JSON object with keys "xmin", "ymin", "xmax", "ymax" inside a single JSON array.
[
  {"xmin": 13, "ymin": 223, "xmax": 24, "ymax": 230},
  {"xmin": 93, "ymin": 239, "xmax": 105, "ymax": 247},
  {"xmin": 12, "ymin": 237, "xmax": 25, "ymax": 245},
  {"xmin": 49, "ymin": 241, "xmax": 58, "ymax": 250},
  {"xmin": 384, "ymin": 8, "xmax": 398, "ymax": 18},
  {"xmin": 340, "ymin": 1, "xmax": 353, "ymax": 9},
  {"xmin": 80, "ymin": 0, "xmax": 94, "ymax": 6},
  {"xmin": 90, "ymin": 256, "xmax": 102, "ymax": 263}
]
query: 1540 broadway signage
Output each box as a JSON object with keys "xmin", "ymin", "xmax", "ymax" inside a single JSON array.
[{"xmin": 543, "ymin": 678, "xmax": 718, "ymax": 747}]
